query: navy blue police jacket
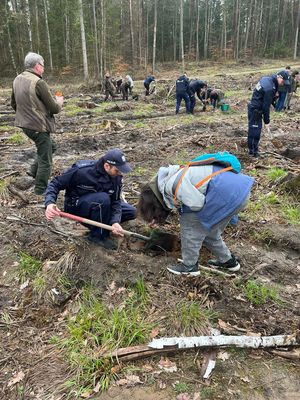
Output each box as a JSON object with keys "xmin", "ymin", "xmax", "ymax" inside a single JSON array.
[
  {"xmin": 144, "ymin": 75, "xmax": 155, "ymax": 85},
  {"xmin": 249, "ymin": 75, "xmax": 278, "ymax": 124},
  {"xmin": 189, "ymin": 80, "xmax": 206, "ymax": 97},
  {"xmin": 44, "ymin": 157, "xmax": 123, "ymax": 225},
  {"xmin": 176, "ymin": 75, "xmax": 190, "ymax": 95}
]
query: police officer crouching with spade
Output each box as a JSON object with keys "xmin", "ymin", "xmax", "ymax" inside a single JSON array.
[{"xmin": 45, "ymin": 149, "xmax": 136, "ymax": 249}]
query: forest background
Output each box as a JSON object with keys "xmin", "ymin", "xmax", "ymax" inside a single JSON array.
[{"xmin": 1, "ymin": 0, "xmax": 300, "ymax": 81}]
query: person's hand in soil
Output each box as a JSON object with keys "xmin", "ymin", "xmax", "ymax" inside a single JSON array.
[
  {"xmin": 45, "ymin": 204, "xmax": 61, "ymax": 220},
  {"xmin": 111, "ymin": 223, "xmax": 124, "ymax": 237}
]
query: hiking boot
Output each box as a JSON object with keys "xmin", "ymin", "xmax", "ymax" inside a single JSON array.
[
  {"xmin": 167, "ymin": 262, "xmax": 200, "ymax": 276},
  {"xmin": 207, "ymin": 255, "xmax": 240, "ymax": 272},
  {"xmin": 87, "ymin": 235, "xmax": 117, "ymax": 250}
]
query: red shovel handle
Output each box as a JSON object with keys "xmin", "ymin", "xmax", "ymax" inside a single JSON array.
[
  {"xmin": 58, "ymin": 211, "xmax": 114, "ymax": 232},
  {"xmin": 58, "ymin": 210, "xmax": 150, "ymax": 241}
]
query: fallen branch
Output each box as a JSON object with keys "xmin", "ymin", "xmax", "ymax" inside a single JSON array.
[
  {"xmin": 102, "ymin": 333, "xmax": 298, "ymax": 362},
  {"xmin": 0, "ymin": 171, "xmax": 19, "ymax": 180},
  {"xmin": 7, "ymin": 184, "xmax": 29, "ymax": 203},
  {"xmin": 149, "ymin": 333, "xmax": 298, "ymax": 349},
  {"xmin": 178, "ymin": 259, "xmax": 236, "ymax": 278}
]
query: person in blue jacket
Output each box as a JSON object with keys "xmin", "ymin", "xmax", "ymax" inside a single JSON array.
[
  {"xmin": 137, "ymin": 160, "xmax": 254, "ymax": 276},
  {"xmin": 144, "ymin": 75, "xmax": 155, "ymax": 96},
  {"xmin": 45, "ymin": 149, "xmax": 136, "ymax": 249},
  {"xmin": 189, "ymin": 79, "xmax": 207, "ymax": 113},
  {"xmin": 247, "ymin": 70, "xmax": 290, "ymax": 157},
  {"xmin": 175, "ymin": 73, "xmax": 191, "ymax": 114}
]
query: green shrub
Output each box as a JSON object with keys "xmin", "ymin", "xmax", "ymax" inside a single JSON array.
[{"xmin": 242, "ymin": 280, "xmax": 281, "ymax": 305}]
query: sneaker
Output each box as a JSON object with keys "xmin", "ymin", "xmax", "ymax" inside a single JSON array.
[
  {"xmin": 207, "ymin": 255, "xmax": 240, "ymax": 272},
  {"xmin": 87, "ymin": 236, "xmax": 117, "ymax": 250},
  {"xmin": 167, "ymin": 262, "xmax": 200, "ymax": 276}
]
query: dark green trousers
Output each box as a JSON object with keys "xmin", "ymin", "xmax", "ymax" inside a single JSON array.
[{"xmin": 23, "ymin": 129, "xmax": 57, "ymax": 195}]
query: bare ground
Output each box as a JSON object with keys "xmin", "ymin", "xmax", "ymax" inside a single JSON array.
[{"xmin": 0, "ymin": 61, "xmax": 299, "ymax": 399}]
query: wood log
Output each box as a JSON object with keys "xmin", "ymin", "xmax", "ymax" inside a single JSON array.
[{"xmin": 101, "ymin": 334, "xmax": 298, "ymax": 362}]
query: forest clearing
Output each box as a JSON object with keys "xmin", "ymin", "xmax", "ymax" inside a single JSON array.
[{"xmin": 0, "ymin": 58, "xmax": 300, "ymax": 400}]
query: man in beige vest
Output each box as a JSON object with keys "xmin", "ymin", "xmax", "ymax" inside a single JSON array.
[{"xmin": 11, "ymin": 52, "xmax": 64, "ymax": 195}]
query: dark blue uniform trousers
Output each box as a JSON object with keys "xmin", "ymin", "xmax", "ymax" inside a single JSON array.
[
  {"xmin": 176, "ymin": 93, "xmax": 191, "ymax": 114},
  {"xmin": 65, "ymin": 192, "xmax": 136, "ymax": 240},
  {"xmin": 247, "ymin": 105, "xmax": 262, "ymax": 156},
  {"xmin": 189, "ymin": 95, "xmax": 196, "ymax": 114}
]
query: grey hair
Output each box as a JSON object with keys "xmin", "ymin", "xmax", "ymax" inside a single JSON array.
[{"xmin": 24, "ymin": 52, "xmax": 44, "ymax": 69}]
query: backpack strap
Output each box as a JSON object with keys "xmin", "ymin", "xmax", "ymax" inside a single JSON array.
[
  {"xmin": 173, "ymin": 162, "xmax": 233, "ymax": 205},
  {"xmin": 194, "ymin": 166, "xmax": 233, "ymax": 188}
]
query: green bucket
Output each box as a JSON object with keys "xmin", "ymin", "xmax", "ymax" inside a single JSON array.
[{"xmin": 221, "ymin": 104, "xmax": 230, "ymax": 112}]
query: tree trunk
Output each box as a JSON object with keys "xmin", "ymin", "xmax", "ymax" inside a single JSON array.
[
  {"xmin": 64, "ymin": 5, "xmax": 70, "ymax": 65},
  {"xmin": 78, "ymin": 0, "xmax": 89, "ymax": 80},
  {"xmin": 43, "ymin": 0, "xmax": 53, "ymax": 71},
  {"xmin": 173, "ymin": 1, "xmax": 177, "ymax": 62},
  {"xmin": 223, "ymin": 3, "xmax": 227, "ymax": 59},
  {"xmin": 180, "ymin": 0, "xmax": 185, "ymax": 71},
  {"xmin": 145, "ymin": 0, "xmax": 149, "ymax": 70},
  {"xmin": 152, "ymin": 0, "xmax": 157, "ymax": 73},
  {"xmin": 129, "ymin": 0, "xmax": 135, "ymax": 64},
  {"xmin": 24, "ymin": 0, "xmax": 33, "ymax": 51},
  {"xmin": 5, "ymin": 0, "xmax": 18, "ymax": 75},
  {"xmin": 196, "ymin": 0, "xmax": 200, "ymax": 61},
  {"xmin": 34, "ymin": 0, "xmax": 40, "ymax": 53},
  {"xmin": 244, "ymin": 0, "xmax": 253, "ymax": 53},
  {"xmin": 294, "ymin": 1, "xmax": 300, "ymax": 59},
  {"xmin": 92, "ymin": 0, "xmax": 100, "ymax": 79}
]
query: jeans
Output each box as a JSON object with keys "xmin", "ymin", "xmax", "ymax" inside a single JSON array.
[
  {"xmin": 180, "ymin": 198, "xmax": 248, "ymax": 266},
  {"xmin": 23, "ymin": 129, "xmax": 57, "ymax": 195}
]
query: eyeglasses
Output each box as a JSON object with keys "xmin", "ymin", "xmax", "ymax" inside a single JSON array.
[{"xmin": 38, "ymin": 62, "xmax": 44, "ymax": 67}]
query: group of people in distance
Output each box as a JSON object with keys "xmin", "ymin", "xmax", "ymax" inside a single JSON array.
[
  {"xmin": 103, "ymin": 73, "xmax": 134, "ymax": 101},
  {"xmin": 175, "ymin": 73, "xmax": 225, "ymax": 114},
  {"xmin": 10, "ymin": 51, "xmax": 299, "ymax": 277}
]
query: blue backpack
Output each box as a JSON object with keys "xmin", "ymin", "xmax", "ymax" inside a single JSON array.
[{"xmin": 191, "ymin": 151, "xmax": 241, "ymax": 173}]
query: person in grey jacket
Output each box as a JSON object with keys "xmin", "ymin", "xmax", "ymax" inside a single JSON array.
[
  {"xmin": 138, "ymin": 160, "xmax": 254, "ymax": 276},
  {"xmin": 11, "ymin": 52, "xmax": 64, "ymax": 195}
]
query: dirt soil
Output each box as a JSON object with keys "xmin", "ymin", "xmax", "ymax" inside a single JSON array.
[{"xmin": 0, "ymin": 61, "xmax": 299, "ymax": 400}]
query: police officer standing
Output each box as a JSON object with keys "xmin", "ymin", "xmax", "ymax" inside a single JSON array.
[
  {"xmin": 45, "ymin": 149, "xmax": 136, "ymax": 249},
  {"xmin": 175, "ymin": 73, "xmax": 191, "ymax": 114},
  {"xmin": 247, "ymin": 71, "xmax": 290, "ymax": 157}
]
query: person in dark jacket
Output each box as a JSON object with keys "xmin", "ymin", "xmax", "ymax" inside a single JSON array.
[
  {"xmin": 144, "ymin": 75, "xmax": 155, "ymax": 96},
  {"xmin": 285, "ymin": 70, "xmax": 299, "ymax": 110},
  {"xmin": 275, "ymin": 66, "xmax": 291, "ymax": 111},
  {"xmin": 247, "ymin": 71, "xmax": 290, "ymax": 157},
  {"xmin": 189, "ymin": 79, "xmax": 207, "ymax": 113},
  {"xmin": 45, "ymin": 149, "xmax": 136, "ymax": 249},
  {"xmin": 175, "ymin": 73, "xmax": 191, "ymax": 114},
  {"xmin": 203, "ymin": 88, "xmax": 225, "ymax": 109},
  {"xmin": 11, "ymin": 52, "xmax": 64, "ymax": 195},
  {"xmin": 104, "ymin": 73, "xmax": 116, "ymax": 101},
  {"xmin": 120, "ymin": 79, "xmax": 131, "ymax": 100},
  {"xmin": 137, "ymin": 159, "xmax": 254, "ymax": 276},
  {"xmin": 115, "ymin": 76, "xmax": 123, "ymax": 94}
]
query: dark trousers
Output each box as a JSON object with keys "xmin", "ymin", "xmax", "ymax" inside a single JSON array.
[
  {"xmin": 176, "ymin": 93, "xmax": 191, "ymax": 114},
  {"xmin": 275, "ymin": 91, "xmax": 286, "ymax": 111},
  {"xmin": 65, "ymin": 192, "xmax": 136, "ymax": 240},
  {"xmin": 144, "ymin": 82, "xmax": 150, "ymax": 95},
  {"xmin": 23, "ymin": 129, "xmax": 57, "ymax": 195},
  {"xmin": 247, "ymin": 105, "xmax": 262, "ymax": 156},
  {"xmin": 189, "ymin": 95, "xmax": 196, "ymax": 114}
]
